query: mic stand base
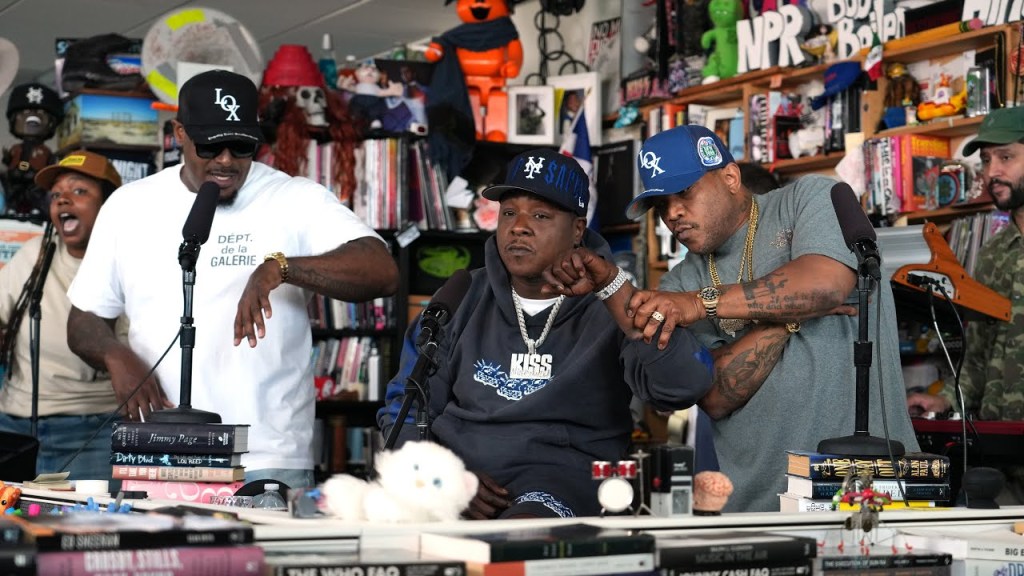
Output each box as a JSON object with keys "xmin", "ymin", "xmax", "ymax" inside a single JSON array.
[
  {"xmin": 147, "ymin": 407, "xmax": 222, "ymax": 424},
  {"xmin": 817, "ymin": 434, "xmax": 905, "ymax": 457}
]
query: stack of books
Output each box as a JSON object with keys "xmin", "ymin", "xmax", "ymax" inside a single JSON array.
[
  {"xmin": 110, "ymin": 421, "xmax": 250, "ymax": 503},
  {"xmin": 779, "ymin": 450, "xmax": 951, "ymax": 512},
  {"xmin": 816, "ymin": 546, "xmax": 953, "ymax": 575},
  {"xmin": 418, "ymin": 522, "xmax": 656, "ymax": 576},
  {"xmin": 9, "ymin": 511, "xmax": 263, "ymax": 575}
]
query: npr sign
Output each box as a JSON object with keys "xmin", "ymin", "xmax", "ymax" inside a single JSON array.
[{"xmin": 738, "ymin": 0, "xmax": 906, "ymax": 73}]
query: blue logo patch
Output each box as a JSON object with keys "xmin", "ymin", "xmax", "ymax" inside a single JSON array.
[
  {"xmin": 696, "ymin": 136, "xmax": 723, "ymax": 166},
  {"xmin": 474, "ymin": 359, "xmax": 548, "ymax": 400}
]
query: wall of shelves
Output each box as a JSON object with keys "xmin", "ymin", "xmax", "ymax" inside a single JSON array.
[{"xmin": 636, "ymin": 23, "xmax": 1018, "ymax": 289}]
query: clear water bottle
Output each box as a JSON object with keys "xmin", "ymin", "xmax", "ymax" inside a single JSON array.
[{"xmin": 252, "ymin": 482, "xmax": 288, "ymax": 511}]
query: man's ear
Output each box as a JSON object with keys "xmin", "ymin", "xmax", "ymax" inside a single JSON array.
[
  {"xmin": 573, "ymin": 216, "xmax": 587, "ymax": 246},
  {"xmin": 721, "ymin": 163, "xmax": 743, "ymax": 195}
]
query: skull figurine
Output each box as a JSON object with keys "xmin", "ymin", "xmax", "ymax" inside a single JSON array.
[{"xmin": 294, "ymin": 86, "xmax": 327, "ymax": 127}]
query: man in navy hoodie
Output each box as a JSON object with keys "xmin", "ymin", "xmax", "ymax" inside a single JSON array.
[{"xmin": 379, "ymin": 148, "xmax": 714, "ymax": 518}]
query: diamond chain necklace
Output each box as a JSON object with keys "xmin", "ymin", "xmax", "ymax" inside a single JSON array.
[{"xmin": 511, "ymin": 287, "xmax": 565, "ymax": 355}]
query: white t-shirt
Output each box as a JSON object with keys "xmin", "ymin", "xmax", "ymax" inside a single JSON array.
[{"xmin": 69, "ymin": 162, "xmax": 383, "ymax": 470}]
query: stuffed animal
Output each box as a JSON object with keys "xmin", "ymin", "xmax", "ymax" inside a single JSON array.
[
  {"xmin": 0, "ymin": 481, "xmax": 21, "ymax": 512},
  {"xmin": 321, "ymin": 441, "xmax": 478, "ymax": 523}
]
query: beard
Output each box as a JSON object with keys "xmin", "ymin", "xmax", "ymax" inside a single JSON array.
[{"xmin": 989, "ymin": 176, "xmax": 1024, "ymax": 211}]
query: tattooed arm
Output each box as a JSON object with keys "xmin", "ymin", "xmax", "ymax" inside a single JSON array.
[
  {"xmin": 699, "ymin": 323, "xmax": 791, "ymax": 420},
  {"xmin": 628, "ymin": 254, "xmax": 854, "ymax": 349}
]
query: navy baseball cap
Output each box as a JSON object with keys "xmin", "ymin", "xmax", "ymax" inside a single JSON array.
[
  {"xmin": 626, "ymin": 124, "xmax": 733, "ymax": 220},
  {"xmin": 810, "ymin": 61, "xmax": 862, "ymax": 110},
  {"xmin": 482, "ymin": 148, "xmax": 589, "ymax": 216}
]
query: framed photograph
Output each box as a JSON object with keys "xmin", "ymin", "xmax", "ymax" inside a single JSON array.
[
  {"xmin": 507, "ymin": 85, "xmax": 556, "ymax": 145},
  {"xmin": 704, "ymin": 106, "xmax": 746, "ymax": 161},
  {"xmin": 548, "ymin": 72, "xmax": 602, "ymax": 148}
]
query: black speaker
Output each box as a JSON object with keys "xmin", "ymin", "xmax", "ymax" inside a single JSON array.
[
  {"xmin": 540, "ymin": 0, "xmax": 585, "ymax": 16},
  {"xmin": 0, "ymin": 432, "xmax": 38, "ymax": 482}
]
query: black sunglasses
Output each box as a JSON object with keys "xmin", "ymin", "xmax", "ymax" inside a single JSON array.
[{"xmin": 194, "ymin": 140, "xmax": 259, "ymax": 160}]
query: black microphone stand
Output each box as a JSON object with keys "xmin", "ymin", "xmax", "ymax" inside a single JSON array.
[
  {"xmin": 148, "ymin": 239, "xmax": 221, "ymax": 424},
  {"xmin": 28, "ymin": 240, "xmax": 56, "ymax": 437},
  {"xmin": 383, "ymin": 337, "xmax": 439, "ymax": 450},
  {"xmin": 817, "ymin": 258, "xmax": 905, "ymax": 457}
]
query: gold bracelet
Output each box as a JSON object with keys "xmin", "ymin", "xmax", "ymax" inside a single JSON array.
[{"xmin": 264, "ymin": 252, "xmax": 289, "ymax": 282}]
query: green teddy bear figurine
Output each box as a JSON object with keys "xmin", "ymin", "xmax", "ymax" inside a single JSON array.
[{"xmin": 701, "ymin": 0, "xmax": 745, "ymax": 82}]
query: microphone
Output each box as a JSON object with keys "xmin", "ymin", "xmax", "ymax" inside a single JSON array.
[
  {"xmin": 416, "ymin": 268, "xmax": 472, "ymax": 347},
  {"xmin": 830, "ymin": 182, "xmax": 882, "ymax": 281},
  {"xmin": 182, "ymin": 181, "xmax": 221, "ymax": 244},
  {"xmin": 179, "ymin": 182, "xmax": 220, "ymax": 271}
]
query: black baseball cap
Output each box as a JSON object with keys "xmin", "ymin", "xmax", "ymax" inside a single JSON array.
[
  {"xmin": 177, "ymin": 70, "xmax": 263, "ymax": 144},
  {"xmin": 482, "ymin": 148, "xmax": 589, "ymax": 217}
]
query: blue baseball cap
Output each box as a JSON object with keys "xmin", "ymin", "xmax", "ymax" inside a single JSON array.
[
  {"xmin": 810, "ymin": 61, "xmax": 862, "ymax": 110},
  {"xmin": 482, "ymin": 148, "xmax": 589, "ymax": 216},
  {"xmin": 626, "ymin": 125, "xmax": 733, "ymax": 220}
]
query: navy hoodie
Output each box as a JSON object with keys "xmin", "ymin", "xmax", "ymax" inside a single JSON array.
[{"xmin": 379, "ymin": 230, "xmax": 713, "ymax": 516}]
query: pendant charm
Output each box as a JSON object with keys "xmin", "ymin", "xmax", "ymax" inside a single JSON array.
[
  {"xmin": 510, "ymin": 353, "xmax": 553, "ymax": 380},
  {"xmin": 719, "ymin": 318, "xmax": 747, "ymax": 337}
]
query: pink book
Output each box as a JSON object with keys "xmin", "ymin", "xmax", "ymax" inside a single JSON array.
[
  {"xmin": 120, "ymin": 479, "xmax": 245, "ymax": 504},
  {"xmin": 37, "ymin": 545, "xmax": 264, "ymax": 575}
]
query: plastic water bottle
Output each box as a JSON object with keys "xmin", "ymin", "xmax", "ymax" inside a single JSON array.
[
  {"xmin": 318, "ymin": 33, "xmax": 338, "ymax": 88},
  {"xmin": 252, "ymin": 483, "xmax": 288, "ymax": 511}
]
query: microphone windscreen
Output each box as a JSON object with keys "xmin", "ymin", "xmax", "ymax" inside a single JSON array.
[
  {"xmin": 181, "ymin": 181, "xmax": 221, "ymax": 244},
  {"xmin": 830, "ymin": 181, "xmax": 876, "ymax": 250},
  {"xmin": 426, "ymin": 268, "xmax": 472, "ymax": 323}
]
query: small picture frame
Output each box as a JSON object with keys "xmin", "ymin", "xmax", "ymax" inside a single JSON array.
[
  {"xmin": 507, "ymin": 85, "xmax": 556, "ymax": 145},
  {"xmin": 548, "ymin": 72, "xmax": 602, "ymax": 147},
  {"xmin": 704, "ymin": 106, "xmax": 746, "ymax": 161}
]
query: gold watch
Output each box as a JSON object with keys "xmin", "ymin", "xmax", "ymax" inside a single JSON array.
[
  {"xmin": 697, "ymin": 286, "xmax": 721, "ymax": 319},
  {"xmin": 264, "ymin": 251, "xmax": 289, "ymax": 282}
]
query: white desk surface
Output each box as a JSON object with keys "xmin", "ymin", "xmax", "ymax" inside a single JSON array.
[{"xmin": 16, "ymin": 486, "xmax": 1024, "ymax": 553}]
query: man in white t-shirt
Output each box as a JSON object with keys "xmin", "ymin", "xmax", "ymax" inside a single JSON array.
[{"xmin": 67, "ymin": 70, "xmax": 398, "ymax": 489}]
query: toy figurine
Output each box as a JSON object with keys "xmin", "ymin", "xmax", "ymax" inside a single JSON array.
[
  {"xmin": 338, "ymin": 59, "xmax": 427, "ymax": 135},
  {"xmin": 917, "ymin": 73, "xmax": 967, "ymax": 122},
  {"xmin": 692, "ymin": 470, "xmax": 734, "ymax": 515},
  {"xmin": 1, "ymin": 82, "xmax": 63, "ymax": 216},
  {"xmin": 700, "ymin": 0, "xmax": 744, "ymax": 83},
  {"xmin": 425, "ymin": 0, "xmax": 524, "ymax": 142},
  {"xmin": 257, "ymin": 45, "xmax": 359, "ymax": 202},
  {"xmin": 0, "ymin": 481, "xmax": 21, "ymax": 512}
]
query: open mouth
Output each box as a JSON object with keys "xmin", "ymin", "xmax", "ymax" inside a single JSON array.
[
  {"xmin": 59, "ymin": 212, "xmax": 80, "ymax": 234},
  {"xmin": 470, "ymin": 6, "xmax": 491, "ymax": 20}
]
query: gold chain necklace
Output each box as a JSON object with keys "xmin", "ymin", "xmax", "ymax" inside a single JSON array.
[{"xmin": 708, "ymin": 200, "xmax": 758, "ymax": 336}]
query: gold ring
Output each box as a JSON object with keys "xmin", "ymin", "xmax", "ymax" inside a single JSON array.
[{"xmin": 650, "ymin": 310, "xmax": 666, "ymax": 323}]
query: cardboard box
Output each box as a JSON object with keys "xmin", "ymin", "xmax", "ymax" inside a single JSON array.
[{"xmin": 57, "ymin": 93, "xmax": 159, "ymax": 150}]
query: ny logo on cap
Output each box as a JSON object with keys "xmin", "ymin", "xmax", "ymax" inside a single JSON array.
[
  {"xmin": 639, "ymin": 150, "xmax": 664, "ymax": 178},
  {"xmin": 214, "ymin": 89, "xmax": 241, "ymax": 122},
  {"xmin": 524, "ymin": 156, "xmax": 544, "ymax": 179},
  {"xmin": 26, "ymin": 87, "xmax": 44, "ymax": 104}
]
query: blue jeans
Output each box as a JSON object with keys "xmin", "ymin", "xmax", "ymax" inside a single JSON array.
[
  {"xmin": 245, "ymin": 468, "xmax": 314, "ymax": 490},
  {"xmin": 0, "ymin": 412, "xmax": 117, "ymax": 484}
]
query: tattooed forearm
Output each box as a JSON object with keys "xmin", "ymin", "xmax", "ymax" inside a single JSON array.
[
  {"xmin": 700, "ymin": 326, "xmax": 790, "ymax": 420},
  {"xmin": 739, "ymin": 271, "xmax": 845, "ymax": 320}
]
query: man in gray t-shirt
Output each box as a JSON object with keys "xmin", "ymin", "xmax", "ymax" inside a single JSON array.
[{"xmin": 624, "ymin": 125, "xmax": 919, "ymax": 512}]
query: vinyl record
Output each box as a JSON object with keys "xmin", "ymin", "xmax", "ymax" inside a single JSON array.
[
  {"xmin": 141, "ymin": 7, "xmax": 263, "ymax": 105},
  {"xmin": 0, "ymin": 38, "xmax": 20, "ymax": 100}
]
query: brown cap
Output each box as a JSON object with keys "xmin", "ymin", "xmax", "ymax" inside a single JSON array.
[{"xmin": 35, "ymin": 150, "xmax": 122, "ymax": 191}]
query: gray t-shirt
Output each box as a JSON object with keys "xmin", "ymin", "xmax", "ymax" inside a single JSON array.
[{"xmin": 660, "ymin": 174, "xmax": 920, "ymax": 512}]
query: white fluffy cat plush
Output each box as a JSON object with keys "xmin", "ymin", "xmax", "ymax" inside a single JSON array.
[{"xmin": 321, "ymin": 441, "xmax": 478, "ymax": 522}]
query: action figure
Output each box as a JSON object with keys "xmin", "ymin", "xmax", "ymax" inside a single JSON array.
[
  {"xmin": 2, "ymin": 83, "xmax": 63, "ymax": 216},
  {"xmin": 257, "ymin": 45, "xmax": 359, "ymax": 202},
  {"xmin": 425, "ymin": 0, "xmax": 524, "ymax": 142}
]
